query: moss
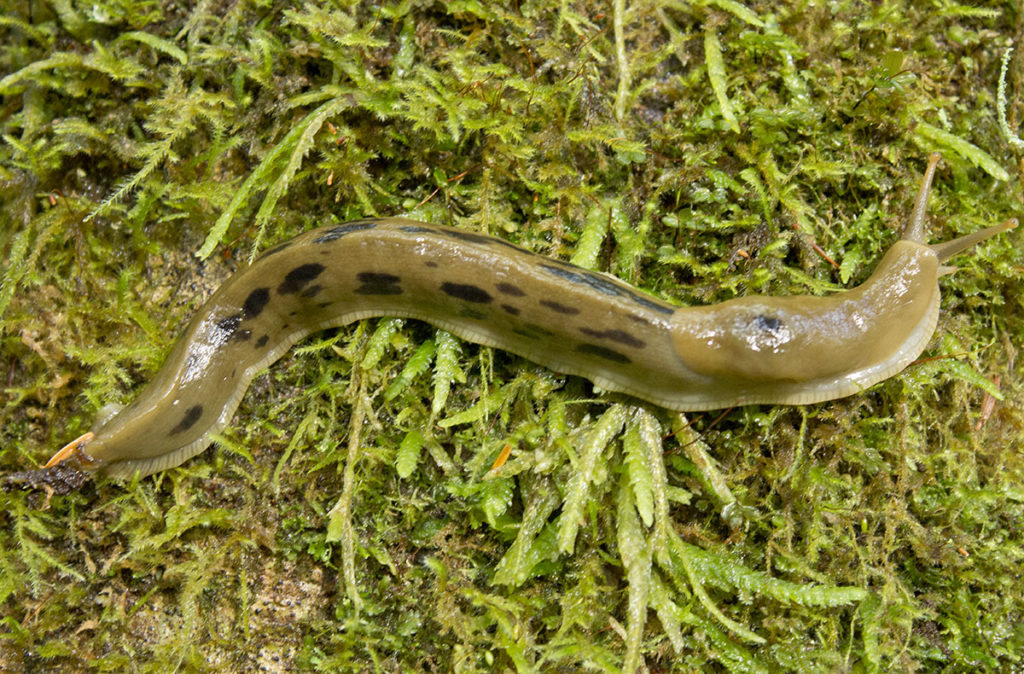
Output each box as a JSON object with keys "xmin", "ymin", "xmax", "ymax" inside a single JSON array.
[{"xmin": 1, "ymin": 1, "xmax": 1023, "ymax": 671}]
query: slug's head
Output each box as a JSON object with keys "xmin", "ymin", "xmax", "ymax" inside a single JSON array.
[
  {"xmin": 665, "ymin": 154, "xmax": 1014, "ymax": 409},
  {"xmin": 901, "ymin": 153, "xmax": 1016, "ymax": 268}
]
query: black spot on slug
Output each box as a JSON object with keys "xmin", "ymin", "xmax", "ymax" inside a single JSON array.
[
  {"xmin": 358, "ymin": 272, "xmax": 399, "ymax": 283},
  {"xmin": 433, "ymin": 228, "xmax": 525, "ymax": 253},
  {"xmin": 540, "ymin": 299, "xmax": 580, "ymax": 315},
  {"xmin": 243, "ymin": 287, "xmax": 271, "ymax": 318},
  {"xmin": 255, "ymin": 334, "xmax": 269, "ymax": 348},
  {"xmin": 496, "ymin": 282, "xmax": 526, "ymax": 297},
  {"xmin": 169, "ymin": 404, "xmax": 203, "ymax": 436},
  {"xmin": 278, "ymin": 263, "xmax": 326, "ymax": 295},
  {"xmin": 300, "ymin": 284, "xmax": 323, "ymax": 298},
  {"xmin": 578, "ymin": 327, "xmax": 646, "ymax": 348},
  {"xmin": 441, "ymin": 282, "xmax": 492, "ymax": 303},
  {"xmin": 436, "ymin": 229, "xmax": 491, "ymax": 245},
  {"xmin": 425, "ymin": 261, "xmax": 439, "ymax": 268},
  {"xmin": 311, "ymin": 220, "xmax": 378, "ymax": 244},
  {"xmin": 500, "ymin": 304, "xmax": 520, "ymax": 315},
  {"xmin": 355, "ymin": 272, "xmax": 403, "ymax": 295},
  {"xmin": 628, "ymin": 294, "xmax": 674, "ymax": 316},
  {"xmin": 515, "ymin": 322, "xmax": 555, "ymax": 339},
  {"xmin": 575, "ymin": 343, "xmax": 631, "ymax": 364},
  {"xmin": 538, "ymin": 263, "xmax": 675, "ymax": 316},
  {"xmin": 217, "ymin": 313, "xmax": 252, "ymax": 341},
  {"xmin": 399, "ymin": 224, "xmax": 434, "ymax": 234},
  {"xmin": 457, "ymin": 307, "xmax": 488, "ymax": 320},
  {"xmin": 259, "ymin": 241, "xmax": 292, "ymax": 259},
  {"xmin": 216, "ymin": 314, "xmax": 242, "ymax": 336},
  {"xmin": 539, "ymin": 263, "xmax": 612, "ymax": 293},
  {"xmin": 754, "ymin": 315, "xmax": 783, "ymax": 333}
]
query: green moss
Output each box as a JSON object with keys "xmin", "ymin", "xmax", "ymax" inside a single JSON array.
[{"xmin": 2, "ymin": 1, "xmax": 1023, "ymax": 671}]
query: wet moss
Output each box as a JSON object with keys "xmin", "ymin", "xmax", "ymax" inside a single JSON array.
[{"xmin": 1, "ymin": 1, "xmax": 1022, "ymax": 671}]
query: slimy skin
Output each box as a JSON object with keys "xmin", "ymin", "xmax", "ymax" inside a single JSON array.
[{"xmin": 46, "ymin": 155, "xmax": 1013, "ymax": 478}]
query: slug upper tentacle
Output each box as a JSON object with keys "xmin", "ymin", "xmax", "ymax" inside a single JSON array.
[{"xmin": 45, "ymin": 157, "xmax": 1013, "ymax": 478}]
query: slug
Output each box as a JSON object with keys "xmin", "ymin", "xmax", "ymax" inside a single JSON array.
[{"xmin": 44, "ymin": 155, "xmax": 1013, "ymax": 479}]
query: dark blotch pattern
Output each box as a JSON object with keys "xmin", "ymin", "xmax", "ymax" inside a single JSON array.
[
  {"xmin": 243, "ymin": 287, "xmax": 271, "ymax": 318},
  {"xmin": 300, "ymin": 284, "xmax": 323, "ymax": 298},
  {"xmin": 255, "ymin": 334, "xmax": 269, "ymax": 348},
  {"xmin": 217, "ymin": 314, "xmax": 251, "ymax": 341},
  {"xmin": 578, "ymin": 327, "xmax": 645, "ymax": 348},
  {"xmin": 259, "ymin": 241, "xmax": 292, "ymax": 259},
  {"xmin": 540, "ymin": 299, "xmax": 580, "ymax": 315},
  {"xmin": 496, "ymin": 282, "xmax": 526, "ymax": 297},
  {"xmin": 169, "ymin": 404, "xmax": 203, "ymax": 436},
  {"xmin": 513, "ymin": 323, "xmax": 555, "ymax": 340},
  {"xmin": 311, "ymin": 220, "xmax": 378, "ymax": 244},
  {"xmin": 355, "ymin": 272, "xmax": 403, "ymax": 296},
  {"xmin": 500, "ymin": 304, "xmax": 521, "ymax": 316},
  {"xmin": 433, "ymin": 227, "xmax": 525, "ymax": 253},
  {"xmin": 626, "ymin": 314, "xmax": 652, "ymax": 326},
  {"xmin": 754, "ymin": 315, "xmax": 783, "ymax": 333},
  {"xmin": 457, "ymin": 307, "xmax": 488, "ymax": 320},
  {"xmin": 441, "ymin": 282, "xmax": 492, "ymax": 304},
  {"xmin": 278, "ymin": 263, "xmax": 326, "ymax": 295},
  {"xmin": 538, "ymin": 263, "xmax": 675, "ymax": 316},
  {"xmin": 216, "ymin": 314, "xmax": 242, "ymax": 336},
  {"xmin": 575, "ymin": 343, "xmax": 631, "ymax": 364},
  {"xmin": 399, "ymin": 224, "xmax": 434, "ymax": 234}
]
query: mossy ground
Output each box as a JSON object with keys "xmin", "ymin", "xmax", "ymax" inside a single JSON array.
[{"xmin": 1, "ymin": 1, "xmax": 1023, "ymax": 672}]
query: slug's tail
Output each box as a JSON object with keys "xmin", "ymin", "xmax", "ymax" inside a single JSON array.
[
  {"xmin": 1, "ymin": 432, "xmax": 98, "ymax": 494},
  {"xmin": 44, "ymin": 432, "xmax": 99, "ymax": 471},
  {"xmin": 902, "ymin": 152, "xmax": 1016, "ymax": 264}
]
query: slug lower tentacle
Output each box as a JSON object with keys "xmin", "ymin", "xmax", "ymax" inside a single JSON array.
[{"xmin": 46, "ymin": 155, "xmax": 1013, "ymax": 478}]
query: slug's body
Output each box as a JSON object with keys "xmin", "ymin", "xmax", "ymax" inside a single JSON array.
[{"xmin": 47, "ymin": 156, "xmax": 1013, "ymax": 478}]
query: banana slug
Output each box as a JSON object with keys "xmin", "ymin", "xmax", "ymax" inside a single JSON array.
[{"xmin": 45, "ymin": 155, "xmax": 1013, "ymax": 479}]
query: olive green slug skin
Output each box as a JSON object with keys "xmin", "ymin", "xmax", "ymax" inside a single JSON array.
[{"xmin": 48, "ymin": 157, "xmax": 1014, "ymax": 478}]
